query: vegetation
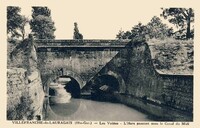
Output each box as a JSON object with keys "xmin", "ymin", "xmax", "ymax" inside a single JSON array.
[
  {"xmin": 161, "ymin": 8, "xmax": 194, "ymax": 39},
  {"xmin": 148, "ymin": 38, "xmax": 193, "ymax": 74},
  {"xmin": 7, "ymin": 6, "xmax": 29, "ymax": 41},
  {"xmin": 115, "ymin": 7, "xmax": 194, "ymax": 74},
  {"xmin": 30, "ymin": 7, "xmax": 56, "ymax": 39},
  {"xmin": 117, "ymin": 8, "xmax": 194, "ymax": 40},
  {"xmin": 146, "ymin": 16, "xmax": 174, "ymax": 39},
  {"xmin": 116, "ymin": 16, "xmax": 173, "ymax": 40}
]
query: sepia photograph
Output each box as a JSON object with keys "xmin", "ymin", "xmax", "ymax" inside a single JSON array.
[{"xmin": 1, "ymin": 0, "xmax": 199, "ymax": 127}]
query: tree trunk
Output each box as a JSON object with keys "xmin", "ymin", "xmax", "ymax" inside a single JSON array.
[
  {"xmin": 186, "ymin": 16, "xmax": 191, "ymax": 39},
  {"xmin": 22, "ymin": 29, "xmax": 25, "ymax": 40}
]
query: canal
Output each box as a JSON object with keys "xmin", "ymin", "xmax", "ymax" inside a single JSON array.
[
  {"xmin": 43, "ymin": 97, "xmax": 151, "ymax": 121},
  {"xmin": 42, "ymin": 76, "xmax": 192, "ymax": 121},
  {"xmin": 43, "ymin": 76, "xmax": 151, "ymax": 121}
]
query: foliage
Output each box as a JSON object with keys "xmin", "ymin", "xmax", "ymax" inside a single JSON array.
[
  {"xmin": 32, "ymin": 7, "xmax": 51, "ymax": 18},
  {"xmin": 116, "ymin": 23, "xmax": 147, "ymax": 40},
  {"xmin": 30, "ymin": 7, "xmax": 56, "ymax": 39},
  {"xmin": 7, "ymin": 6, "xmax": 22, "ymax": 35},
  {"xmin": 161, "ymin": 8, "xmax": 194, "ymax": 39},
  {"xmin": 7, "ymin": 7, "xmax": 22, "ymax": 38},
  {"xmin": 116, "ymin": 17, "xmax": 173, "ymax": 40},
  {"xmin": 116, "ymin": 29, "xmax": 125, "ymax": 39},
  {"xmin": 7, "ymin": 6, "xmax": 30, "ymax": 41},
  {"xmin": 146, "ymin": 16, "xmax": 174, "ymax": 40},
  {"xmin": 130, "ymin": 22, "xmax": 148, "ymax": 39},
  {"xmin": 73, "ymin": 22, "xmax": 83, "ymax": 39},
  {"xmin": 19, "ymin": 16, "xmax": 29, "ymax": 40},
  {"xmin": 116, "ymin": 30, "xmax": 131, "ymax": 39}
]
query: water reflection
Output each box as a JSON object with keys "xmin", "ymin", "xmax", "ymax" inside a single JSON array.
[
  {"xmin": 49, "ymin": 83, "xmax": 71, "ymax": 104},
  {"xmin": 43, "ymin": 97, "xmax": 150, "ymax": 121}
]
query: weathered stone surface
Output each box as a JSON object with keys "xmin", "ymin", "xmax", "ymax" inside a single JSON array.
[
  {"xmin": 7, "ymin": 68, "xmax": 45, "ymax": 120},
  {"xmin": 27, "ymin": 76, "xmax": 45, "ymax": 119},
  {"xmin": 28, "ymin": 71, "xmax": 39, "ymax": 82}
]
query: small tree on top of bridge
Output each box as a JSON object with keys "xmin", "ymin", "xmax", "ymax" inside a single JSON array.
[{"xmin": 73, "ymin": 22, "xmax": 83, "ymax": 39}]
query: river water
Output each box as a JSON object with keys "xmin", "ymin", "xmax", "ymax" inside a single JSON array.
[{"xmin": 43, "ymin": 98, "xmax": 151, "ymax": 121}]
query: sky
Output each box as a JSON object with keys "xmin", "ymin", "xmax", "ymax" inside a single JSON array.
[{"xmin": 18, "ymin": 1, "xmax": 168, "ymax": 39}]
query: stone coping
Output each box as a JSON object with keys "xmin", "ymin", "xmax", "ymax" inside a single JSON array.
[{"xmin": 34, "ymin": 39, "xmax": 130, "ymax": 48}]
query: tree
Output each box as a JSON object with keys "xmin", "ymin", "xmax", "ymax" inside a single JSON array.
[
  {"xmin": 116, "ymin": 29, "xmax": 124, "ymax": 39},
  {"xmin": 116, "ymin": 17, "xmax": 174, "ymax": 40},
  {"xmin": 31, "ymin": 7, "xmax": 51, "ymax": 18},
  {"xmin": 161, "ymin": 8, "xmax": 194, "ymax": 39},
  {"xmin": 116, "ymin": 30, "xmax": 132, "ymax": 39},
  {"xmin": 30, "ymin": 7, "xmax": 56, "ymax": 39},
  {"xmin": 19, "ymin": 16, "xmax": 29, "ymax": 40},
  {"xmin": 7, "ymin": 6, "xmax": 30, "ymax": 41},
  {"xmin": 130, "ymin": 22, "xmax": 148, "ymax": 39},
  {"xmin": 7, "ymin": 6, "xmax": 23, "ymax": 38},
  {"xmin": 116, "ymin": 23, "xmax": 147, "ymax": 40},
  {"xmin": 73, "ymin": 22, "xmax": 83, "ymax": 39},
  {"xmin": 146, "ymin": 16, "xmax": 173, "ymax": 39}
]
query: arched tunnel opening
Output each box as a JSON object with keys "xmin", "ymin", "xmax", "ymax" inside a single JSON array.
[
  {"xmin": 49, "ymin": 76, "xmax": 81, "ymax": 98},
  {"xmin": 91, "ymin": 75, "xmax": 119, "ymax": 102}
]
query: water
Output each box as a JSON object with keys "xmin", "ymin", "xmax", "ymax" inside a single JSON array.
[{"xmin": 43, "ymin": 98, "xmax": 151, "ymax": 121}]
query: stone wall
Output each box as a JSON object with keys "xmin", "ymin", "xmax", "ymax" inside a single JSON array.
[
  {"xmin": 7, "ymin": 68, "xmax": 28, "ymax": 112},
  {"xmin": 7, "ymin": 68, "xmax": 44, "ymax": 120},
  {"xmin": 160, "ymin": 74, "xmax": 193, "ymax": 112},
  {"xmin": 90, "ymin": 39, "xmax": 193, "ymax": 120},
  {"xmin": 116, "ymin": 94, "xmax": 192, "ymax": 121},
  {"xmin": 27, "ymin": 70, "xmax": 45, "ymax": 119},
  {"xmin": 7, "ymin": 36, "xmax": 44, "ymax": 120}
]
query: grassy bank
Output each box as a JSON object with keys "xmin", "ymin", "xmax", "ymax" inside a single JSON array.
[{"xmin": 148, "ymin": 38, "xmax": 193, "ymax": 75}]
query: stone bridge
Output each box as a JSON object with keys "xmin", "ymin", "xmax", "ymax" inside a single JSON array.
[
  {"xmin": 33, "ymin": 39, "xmax": 193, "ymax": 120},
  {"xmin": 10, "ymin": 37, "xmax": 193, "ymax": 120},
  {"xmin": 34, "ymin": 39, "xmax": 129, "ymax": 92}
]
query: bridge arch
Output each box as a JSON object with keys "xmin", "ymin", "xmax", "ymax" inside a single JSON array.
[
  {"xmin": 61, "ymin": 69, "xmax": 85, "ymax": 89},
  {"xmin": 94, "ymin": 70, "xmax": 126, "ymax": 94},
  {"xmin": 106, "ymin": 70, "xmax": 126, "ymax": 93},
  {"xmin": 48, "ymin": 68, "xmax": 85, "ymax": 89},
  {"xmin": 45, "ymin": 68, "xmax": 85, "ymax": 98}
]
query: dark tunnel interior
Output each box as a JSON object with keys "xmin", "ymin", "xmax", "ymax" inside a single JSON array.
[{"xmin": 63, "ymin": 76, "xmax": 81, "ymax": 98}]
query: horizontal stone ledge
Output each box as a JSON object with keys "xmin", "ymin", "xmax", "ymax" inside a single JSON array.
[{"xmin": 35, "ymin": 39, "xmax": 131, "ymax": 43}]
